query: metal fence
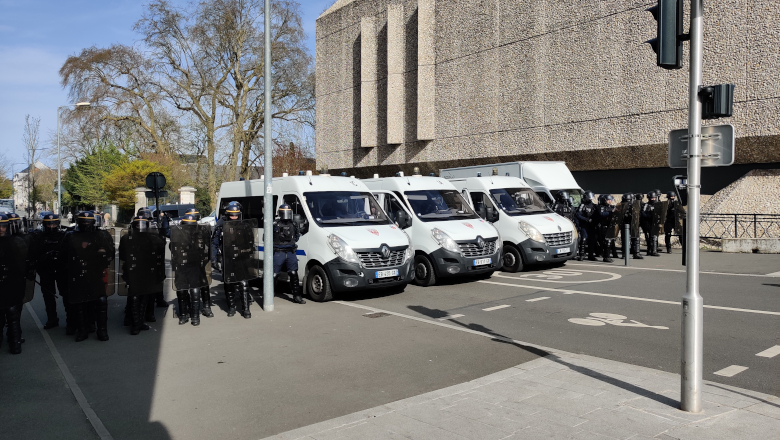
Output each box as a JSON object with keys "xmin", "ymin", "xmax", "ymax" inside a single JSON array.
[{"xmin": 699, "ymin": 214, "xmax": 780, "ymax": 239}]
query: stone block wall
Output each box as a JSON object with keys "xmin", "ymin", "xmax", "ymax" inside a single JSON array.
[{"xmin": 316, "ymin": 0, "xmax": 780, "ymax": 177}]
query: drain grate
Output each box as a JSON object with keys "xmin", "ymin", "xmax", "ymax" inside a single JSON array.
[{"xmin": 363, "ymin": 312, "xmax": 390, "ymax": 318}]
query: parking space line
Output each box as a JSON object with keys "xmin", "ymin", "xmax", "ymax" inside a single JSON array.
[
  {"xmin": 526, "ymin": 297, "xmax": 550, "ymax": 302},
  {"xmin": 568, "ymin": 262, "xmax": 775, "ymax": 278},
  {"xmin": 482, "ymin": 305, "xmax": 511, "ymax": 311},
  {"xmin": 437, "ymin": 314, "xmax": 464, "ymax": 321},
  {"xmin": 756, "ymin": 345, "xmax": 780, "ymax": 358},
  {"xmin": 713, "ymin": 365, "xmax": 749, "ymax": 377},
  {"xmin": 478, "ymin": 280, "xmax": 780, "ymax": 316}
]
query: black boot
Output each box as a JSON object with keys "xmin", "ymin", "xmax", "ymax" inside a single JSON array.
[
  {"xmin": 130, "ymin": 295, "xmax": 150, "ymax": 335},
  {"xmin": 239, "ymin": 282, "xmax": 251, "ymax": 319},
  {"xmin": 632, "ymin": 239, "xmax": 644, "ymax": 259},
  {"xmin": 289, "ymin": 271, "xmax": 306, "ymax": 304},
  {"xmin": 189, "ymin": 289, "xmax": 201, "ymax": 326},
  {"xmin": 602, "ymin": 243, "xmax": 613, "ymax": 263},
  {"xmin": 145, "ymin": 294, "xmax": 157, "ymax": 322},
  {"xmin": 6, "ymin": 307, "xmax": 22, "ymax": 354},
  {"xmin": 86, "ymin": 302, "xmax": 96, "ymax": 334},
  {"xmin": 75, "ymin": 303, "xmax": 89, "ymax": 342},
  {"xmin": 200, "ymin": 287, "xmax": 214, "ymax": 318},
  {"xmin": 0, "ymin": 309, "xmax": 5, "ymax": 350},
  {"xmin": 95, "ymin": 296, "xmax": 109, "ymax": 342},
  {"xmin": 649, "ymin": 236, "xmax": 661, "ymax": 257},
  {"xmin": 42, "ymin": 289, "xmax": 59, "ymax": 329},
  {"xmin": 225, "ymin": 284, "xmax": 237, "ymax": 317},
  {"xmin": 155, "ymin": 292, "xmax": 168, "ymax": 307},
  {"xmin": 587, "ymin": 245, "xmax": 597, "ymax": 261},
  {"xmin": 123, "ymin": 296, "xmax": 134, "ymax": 326},
  {"xmin": 64, "ymin": 298, "xmax": 77, "ymax": 335},
  {"xmin": 176, "ymin": 291, "xmax": 190, "ymax": 325}
]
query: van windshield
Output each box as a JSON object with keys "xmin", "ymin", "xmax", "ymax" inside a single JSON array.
[
  {"xmin": 304, "ymin": 191, "xmax": 391, "ymax": 227},
  {"xmin": 404, "ymin": 190, "xmax": 479, "ymax": 222},
  {"xmin": 489, "ymin": 188, "xmax": 551, "ymax": 216}
]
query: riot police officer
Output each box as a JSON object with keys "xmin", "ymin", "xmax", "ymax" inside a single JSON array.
[
  {"xmin": 0, "ymin": 214, "xmax": 27, "ymax": 354},
  {"xmin": 170, "ymin": 214, "xmax": 213, "ymax": 326},
  {"xmin": 575, "ymin": 191, "xmax": 597, "ymax": 261},
  {"xmin": 32, "ymin": 214, "xmax": 67, "ymax": 329},
  {"xmin": 273, "ymin": 204, "xmax": 305, "ymax": 304},
  {"xmin": 596, "ymin": 195, "xmax": 618, "ymax": 263},
  {"xmin": 59, "ymin": 211, "xmax": 115, "ymax": 342},
  {"xmin": 212, "ymin": 201, "xmax": 256, "ymax": 318},
  {"xmin": 552, "ymin": 191, "xmax": 574, "ymax": 220},
  {"xmin": 664, "ymin": 191, "xmax": 677, "ymax": 253},
  {"xmin": 640, "ymin": 191, "xmax": 661, "ymax": 257},
  {"xmin": 136, "ymin": 207, "xmax": 169, "ymax": 309},
  {"xmin": 621, "ymin": 194, "xmax": 644, "ymax": 259},
  {"xmin": 182, "ymin": 208, "xmax": 214, "ymax": 316},
  {"xmin": 120, "ymin": 216, "xmax": 166, "ymax": 335}
]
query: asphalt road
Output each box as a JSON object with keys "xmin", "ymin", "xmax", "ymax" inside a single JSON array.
[{"xmin": 341, "ymin": 250, "xmax": 780, "ymax": 397}]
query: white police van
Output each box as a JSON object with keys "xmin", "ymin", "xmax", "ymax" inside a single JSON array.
[
  {"xmin": 363, "ymin": 173, "xmax": 501, "ymax": 286},
  {"xmin": 447, "ymin": 174, "xmax": 576, "ymax": 272},
  {"xmin": 216, "ymin": 173, "xmax": 414, "ymax": 301}
]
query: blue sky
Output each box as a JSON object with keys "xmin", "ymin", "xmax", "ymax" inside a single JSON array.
[{"xmin": 0, "ymin": 0, "xmax": 333, "ymax": 176}]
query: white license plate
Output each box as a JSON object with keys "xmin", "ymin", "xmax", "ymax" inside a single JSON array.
[
  {"xmin": 375, "ymin": 269, "xmax": 399, "ymax": 279},
  {"xmin": 473, "ymin": 258, "xmax": 491, "ymax": 266},
  {"xmin": 556, "ymin": 247, "xmax": 571, "ymax": 254}
]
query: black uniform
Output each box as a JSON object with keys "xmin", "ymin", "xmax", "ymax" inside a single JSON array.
[
  {"xmin": 620, "ymin": 194, "xmax": 643, "ymax": 259},
  {"xmin": 0, "ymin": 218, "xmax": 27, "ymax": 354},
  {"xmin": 212, "ymin": 216, "xmax": 257, "ymax": 318},
  {"xmin": 272, "ymin": 206, "xmax": 305, "ymax": 304},
  {"xmin": 574, "ymin": 194, "xmax": 597, "ymax": 261},
  {"xmin": 31, "ymin": 227, "xmax": 67, "ymax": 329},
  {"xmin": 640, "ymin": 192, "xmax": 661, "ymax": 257},
  {"xmin": 170, "ymin": 215, "xmax": 212, "ymax": 326},
  {"xmin": 664, "ymin": 193, "xmax": 677, "ymax": 253},
  {"xmin": 596, "ymin": 196, "xmax": 618, "ymax": 263},
  {"xmin": 119, "ymin": 218, "xmax": 167, "ymax": 334}
]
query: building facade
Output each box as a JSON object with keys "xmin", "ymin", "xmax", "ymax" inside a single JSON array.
[{"xmin": 315, "ymin": 0, "xmax": 780, "ymax": 194}]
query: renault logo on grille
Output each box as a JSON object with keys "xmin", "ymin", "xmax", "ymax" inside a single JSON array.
[
  {"xmin": 380, "ymin": 245, "xmax": 390, "ymax": 259},
  {"xmin": 477, "ymin": 236, "xmax": 485, "ymax": 249},
  {"xmin": 558, "ymin": 225, "xmax": 562, "ymax": 231}
]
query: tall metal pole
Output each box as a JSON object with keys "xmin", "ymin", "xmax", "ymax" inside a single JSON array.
[
  {"xmin": 681, "ymin": 0, "xmax": 704, "ymax": 413},
  {"xmin": 262, "ymin": 0, "xmax": 275, "ymax": 312},
  {"xmin": 57, "ymin": 107, "xmax": 62, "ymax": 215}
]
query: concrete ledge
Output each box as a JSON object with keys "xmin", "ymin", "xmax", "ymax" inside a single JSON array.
[{"xmin": 722, "ymin": 238, "xmax": 780, "ymax": 253}]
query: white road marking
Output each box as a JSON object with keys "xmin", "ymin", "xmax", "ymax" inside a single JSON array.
[
  {"xmin": 526, "ymin": 297, "xmax": 550, "ymax": 302},
  {"xmin": 437, "ymin": 314, "xmax": 464, "ymax": 320},
  {"xmin": 713, "ymin": 365, "xmax": 749, "ymax": 377},
  {"xmin": 568, "ymin": 262, "xmax": 776, "ymax": 278},
  {"xmin": 756, "ymin": 345, "xmax": 780, "ymax": 358},
  {"xmin": 766, "ymin": 271, "xmax": 780, "ymax": 277},
  {"xmin": 478, "ymin": 280, "xmax": 780, "ymax": 316},
  {"xmin": 496, "ymin": 269, "xmax": 621, "ymax": 284},
  {"xmin": 568, "ymin": 313, "xmax": 668, "ymax": 330},
  {"xmin": 482, "ymin": 304, "xmax": 511, "ymax": 311}
]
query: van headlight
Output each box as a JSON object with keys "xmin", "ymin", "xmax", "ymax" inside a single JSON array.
[
  {"xmin": 403, "ymin": 246, "xmax": 414, "ymax": 263},
  {"xmin": 568, "ymin": 219, "xmax": 578, "ymax": 241},
  {"xmin": 327, "ymin": 234, "xmax": 361, "ymax": 265},
  {"xmin": 518, "ymin": 221, "xmax": 545, "ymax": 243},
  {"xmin": 431, "ymin": 228, "xmax": 461, "ymax": 254}
]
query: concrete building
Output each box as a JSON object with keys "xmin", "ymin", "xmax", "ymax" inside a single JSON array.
[
  {"xmin": 315, "ymin": 0, "xmax": 780, "ymax": 194},
  {"xmin": 13, "ymin": 161, "xmax": 50, "ymax": 215}
]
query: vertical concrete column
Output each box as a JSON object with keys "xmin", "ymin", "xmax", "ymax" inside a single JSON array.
[
  {"xmin": 417, "ymin": 0, "xmax": 435, "ymax": 140},
  {"xmin": 387, "ymin": 3, "xmax": 405, "ymax": 144},
  {"xmin": 361, "ymin": 16, "xmax": 379, "ymax": 147},
  {"xmin": 179, "ymin": 186, "xmax": 196, "ymax": 205},
  {"xmin": 134, "ymin": 187, "xmax": 148, "ymax": 214}
]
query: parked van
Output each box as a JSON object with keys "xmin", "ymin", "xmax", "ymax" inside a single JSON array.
[
  {"xmin": 447, "ymin": 175, "xmax": 577, "ymax": 272},
  {"xmin": 363, "ymin": 174, "xmax": 501, "ymax": 286},
  {"xmin": 440, "ymin": 162, "xmax": 584, "ymax": 207},
  {"xmin": 216, "ymin": 174, "xmax": 414, "ymax": 301}
]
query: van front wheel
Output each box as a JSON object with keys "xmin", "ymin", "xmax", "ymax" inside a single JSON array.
[
  {"xmin": 306, "ymin": 265, "xmax": 333, "ymax": 302},
  {"xmin": 502, "ymin": 246, "xmax": 524, "ymax": 273},
  {"xmin": 413, "ymin": 255, "xmax": 437, "ymax": 287}
]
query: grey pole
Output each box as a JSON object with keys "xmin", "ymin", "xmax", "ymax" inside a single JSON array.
[
  {"xmin": 623, "ymin": 224, "xmax": 630, "ymax": 267},
  {"xmin": 57, "ymin": 108, "xmax": 62, "ymax": 215},
  {"xmin": 262, "ymin": 0, "xmax": 275, "ymax": 312},
  {"xmin": 681, "ymin": 0, "xmax": 704, "ymax": 413}
]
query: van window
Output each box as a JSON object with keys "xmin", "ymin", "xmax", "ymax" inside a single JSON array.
[
  {"xmin": 383, "ymin": 193, "xmax": 410, "ymax": 228},
  {"xmin": 535, "ymin": 191, "xmax": 553, "ymax": 206},
  {"xmin": 393, "ymin": 191, "xmax": 409, "ymax": 208},
  {"xmin": 469, "ymin": 192, "xmax": 496, "ymax": 220},
  {"xmin": 283, "ymin": 194, "xmax": 309, "ymax": 234},
  {"xmin": 404, "ymin": 189, "xmax": 479, "ymax": 222},
  {"xmin": 218, "ymin": 196, "xmax": 278, "ymax": 224},
  {"xmin": 304, "ymin": 191, "xmax": 391, "ymax": 227},
  {"xmin": 489, "ymin": 188, "xmax": 551, "ymax": 216}
]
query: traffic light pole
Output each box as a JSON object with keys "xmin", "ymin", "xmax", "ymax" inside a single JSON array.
[
  {"xmin": 681, "ymin": 0, "xmax": 704, "ymax": 413},
  {"xmin": 262, "ymin": 0, "xmax": 275, "ymax": 312}
]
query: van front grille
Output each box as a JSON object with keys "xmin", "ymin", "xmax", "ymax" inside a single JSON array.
[
  {"xmin": 458, "ymin": 239, "xmax": 498, "ymax": 257},
  {"xmin": 357, "ymin": 248, "xmax": 406, "ymax": 268},
  {"xmin": 543, "ymin": 231, "xmax": 573, "ymax": 246}
]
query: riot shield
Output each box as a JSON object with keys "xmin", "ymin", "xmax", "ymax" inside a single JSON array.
[
  {"xmin": 651, "ymin": 200, "xmax": 669, "ymax": 236},
  {"xmin": 674, "ymin": 203, "xmax": 685, "ymax": 235},
  {"xmin": 221, "ymin": 219, "xmax": 260, "ymax": 284},
  {"xmin": 117, "ymin": 229, "xmax": 166, "ymax": 296},
  {"xmin": 0, "ymin": 236, "xmax": 29, "ymax": 309},
  {"xmin": 605, "ymin": 203, "xmax": 626, "ymax": 240},
  {"xmin": 63, "ymin": 230, "xmax": 116, "ymax": 304},
  {"xmin": 630, "ymin": 200, "xmax": 641, "ymax": 238},
  {"xmin": 170, "ymin": 224, "xmax": 212, "ymax": 291},
  {"xmin": 18, "ymin": 233, "xmax": 36, "ymax": 303}
]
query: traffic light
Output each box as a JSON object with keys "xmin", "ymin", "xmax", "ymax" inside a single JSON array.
[
  {"xmin": 646, "ymin": 0, "xmax": 683, "ymax": 70},
  {"xmin": 700, "ymin": 84, "xmax": 735, "ymax": 119}
]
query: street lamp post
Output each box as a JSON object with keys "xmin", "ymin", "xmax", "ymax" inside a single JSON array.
[{"xmin": 57, "ymin": 102, "xmax": 92, "ymax": 215}]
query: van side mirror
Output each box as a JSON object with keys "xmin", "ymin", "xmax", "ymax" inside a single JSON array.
[
  {"xmin": 486, "ymin": 206, "xmax": 499, "ymax": 223},
  {"xmin": 396, "ymin": 210, "xmax": 412, "ymax": 229}
]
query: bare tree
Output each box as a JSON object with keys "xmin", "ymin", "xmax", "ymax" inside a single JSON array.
[{"xmin": 23, "ymin": 115, "xmax": 43, "ymax": 215}]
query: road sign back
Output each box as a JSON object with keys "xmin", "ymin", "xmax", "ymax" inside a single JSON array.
[
  {"xmin": 668, "ymin": 124, "xmax": 734, "ymax": 168},
  {"xmin": 145, "ymin": 172, "xmax": 167, "ymax": 190}
]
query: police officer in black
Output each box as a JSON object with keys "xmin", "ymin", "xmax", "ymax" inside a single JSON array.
[
  {"xmin": 621, "ymin": 193, "xmax": 644, "ymax": 259},
  {"xmin": 273, "ymin": 204, "xmax": 305, "ymax": 304},
  {"xmin": 640, "ymin": 191, "xmax": 661, "ymax": 257},
  {"xmin": 212, "ymin": 201, "xmax": 247, "ymax": 317},
  {"xmin": 596, "ymin": 195, "xmax": 618, "ymax": 263},
  {"xmin": 552, "ymin": 191, "xmax": 574, "ymax": 220},
  {"xmin": 575, "ymin": 191, "xmax": 597, "ymax": 261},
  {"xmin": 183, "ymin": 208, "xmax": 214, "ymax": 316},
  {"xmin": 0, "ymin": 214, "xmax": 26, "ymax": 354},
  {"xmin": 137, "ymin": 207, "xmax": 169, "ymax": 310},
  {"xmin": 32, "ymin": 214, "xmax": 67, "ymax": 329},
  {"xmin": 664, "ymin": 191, "xmax": 677, "ymax": 253}
]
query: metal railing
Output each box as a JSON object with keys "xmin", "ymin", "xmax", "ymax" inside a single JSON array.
[{"xmin": 699, "ymin": 214, "xmax": 780, "ymax": 239}]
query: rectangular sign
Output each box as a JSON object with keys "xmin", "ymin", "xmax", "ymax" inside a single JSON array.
[
  {"xmin": 668, "ymin": 124, "xmax": 735, "ymax": 168},
  {"xmin": 375, "ymin": 269, "xmax": 399, "ymax": 279},
  {"xmin": 473, "ymin": 258, "xmax": 491, "ymax": 266}
]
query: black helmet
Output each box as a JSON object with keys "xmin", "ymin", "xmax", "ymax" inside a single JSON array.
[
  {"xmin": 7, "ymin": 213, "xmax": 22, "ymax": 234},
  {"xmin": 666, "ymin": 191, "xmax": 676, "ymax": 199},
  {"xmin": 621, "ymin": 193, "xmax": 635, "ymax": 203},
  {"xmin": 42, "ymin": 213, "xmax": 60, "ymax": 233},
  {"xmin": 646, "ymin": 191, "xmax": 658, "ymax": 201},
  {"xmin": 278, "ymin": 204, "xmax": 293, "ymax": 221},
  {"xmin": 180, "ymin": 214, "xmax": 198, "ymax": 227},
  {"xmin": 582, "ymin": 191, "xmax": 595, "ymax": 204},
  {"xmin": 225, "ymin": 201, "xmax": 242, "ymax": 220},
  {"xmin": 597, "ymin": 194, "xmax": 606, "ymax": 205},
  {"xmin": 556, "ymin": 190, "xmax": 570, "ymax": 203},
  {"xmin": 136, "ymin": 207, "xmax": 153, "ymax": 219},
  {"xmin": 130, "ymin": 216, "xmax": 149, "ymax": 232},
  {"xmin": 76, "ymin": 211, "xmax": 96, "ymax": 232},
  {"xmin": 185, "ymin": 208, "xmax": 201, "ymax": 220},
  {"xmin": 0, "ymin": 214, "xmax": 9, "ymax": 237}
]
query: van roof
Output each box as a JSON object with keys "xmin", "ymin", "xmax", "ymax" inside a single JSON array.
[
  {"xmin": 362, "ymin": 176, "xmax": 458, "ymax": 192},
  {"xmin": 447, "ymin": 176, "xmax": 530, "ymax": 190},
  {"xmin": 218, "ymin": 175, "xmax": 372, "ymax": 201}
]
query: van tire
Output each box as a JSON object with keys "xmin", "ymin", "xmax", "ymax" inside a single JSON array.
[
  {"xmin": 413, "ymin": 255, "xmax": 437, "ymax": 287},
  {"xmin": 306, "ymin": 265, "xmax": 333, "ymax": 302},
  {"xmin": 502, "ymin": 245, "xmax": 524, "ymax": 273}
]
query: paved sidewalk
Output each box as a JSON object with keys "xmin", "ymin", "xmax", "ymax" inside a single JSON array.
[{"xmin": 265, "ymin": 349, "xmax": 780, "ymax": 440}]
